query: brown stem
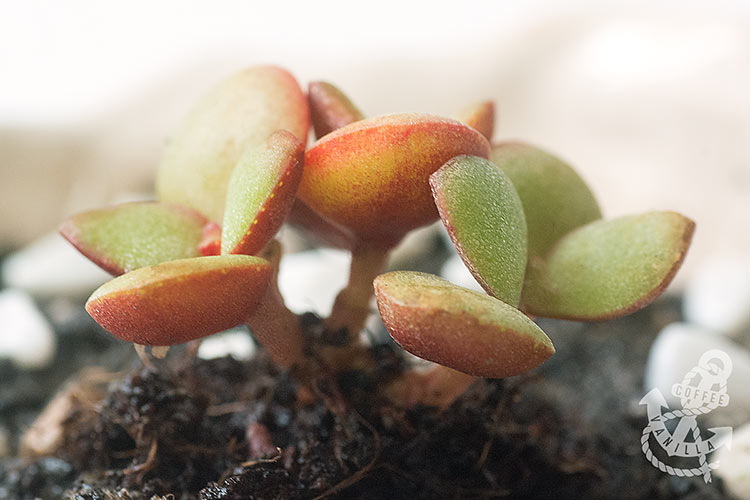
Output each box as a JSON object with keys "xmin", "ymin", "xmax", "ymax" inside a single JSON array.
[
  {"xmin": 385, "ymin": 365, "xmax": 478, "ymax": 410},
  {"xmin": 325, "ymin": 242, "xmax": 389, "ymax": 340},
  {"xmin": 245, "ymin": 240, "xmax": 304, "ymax": 368}
]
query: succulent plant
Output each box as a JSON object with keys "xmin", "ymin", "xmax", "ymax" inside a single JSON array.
[{"xmin": 60, "ymin": 65, "xmax": 694, "ymax": 409}]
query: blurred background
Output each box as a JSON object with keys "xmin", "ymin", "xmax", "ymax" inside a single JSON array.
[{"xmin": 1, "ymin": 0, "xmax": 749, "ymax": 282}]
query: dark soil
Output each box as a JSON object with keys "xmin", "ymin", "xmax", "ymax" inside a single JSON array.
[{"xmin": 0, "ymin": 299, "xmax": 731, "ymax": 499}]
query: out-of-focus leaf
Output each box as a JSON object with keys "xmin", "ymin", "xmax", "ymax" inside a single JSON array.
[
  {"xmin": 157, "ymin": 66, "xmax": 309, "ymax": 222},
  {"xmin": 521, "ymin": 211, "xmax": 695, "ymax": 320},
  {"xmin": 457, "ymin": 100, "xmax": 494, "ymax": 141},
  {"xmin": 308, "ymin": 81, "xmax": 364, "ymax": 139},
  {"xmin": 491, "ymin": 142, "xmax": 601, "ymax": 259}
]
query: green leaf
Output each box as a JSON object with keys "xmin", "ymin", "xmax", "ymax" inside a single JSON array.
[
  {"xmin": 521, "ymin": 211, "xmax": 695, "ymax": 320},
  {"xmin": 60, "ymin": 202, "xmax": 207, "ymax": 275},
  {"xmin": 430, "ymin": 155, "xmax": 527, "ymax": 306},
  {"xmin": 222, "ymin": 130, "xmax": 305, "ymax": 256},
  {"xmin": 374, "ymin": 271, "xmax": 554, "ymax": 378},
  {"xmin": 157, "ymin": 66, "xmax": 309, "ymax": 223},
  {"xmin": 86, "ymin": 255, "xmax": 272, "ymax": 345},
  {"xmin": 490, "ymin": 142, "xmax": 602, "ymax": 259}
]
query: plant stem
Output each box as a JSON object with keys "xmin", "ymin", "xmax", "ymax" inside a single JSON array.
[
  {"xmin": 326, "ymin": 242, "xmax": 389, "ymax": 340},
  {"xmin": 245, "ymin": 240, "xmax": 304, "ymax": 368},
  {"xmin": 385, "ymin": 365, "xmax": 478, "ymax": 410}
]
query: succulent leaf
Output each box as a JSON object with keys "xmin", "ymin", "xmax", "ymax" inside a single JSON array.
[
  {"xmin": 521, "ymin": 211, "xmax": 695, "ymax": 320},
  {"xmin": 299, "ymin": 113, "xmax": 490, "ymax": 248},
  {"xmin": 430, "ymin": 155, "xmax": 527, "ymax": 306},
  {"xmin": 157, "ymin": 66, "xmax": 309, "ymax": 223},
  {"xmin": 374, "ymin": 271, "xmax": 554, "ymax": 378},
  {"xmin": 490, "ymin": 143, "xmax": 602, "ymax": 259},
  {"xmin": 457, "ymin": 100, "xmax": 495, "ymax": 141},
  {"xmin": 197, "ymin": 222, "xmax": 222, "ymax": 256},
  {"xmin": 222, "ymin": 130, "xmax": 305, "ymax": 256},
  {"xmin": 86, "ymin": 255, "xmax": 272, "ymax": 345},
  {"xmin": 60, "ymin": 202, "xmax": 208, "ymax": 275},
  {"xmin": 308, "ymin": 81, "xmax": 364, "ymax": 139}
]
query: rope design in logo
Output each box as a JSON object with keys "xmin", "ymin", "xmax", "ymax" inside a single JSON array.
[
  {"xmin": 640, "ymin": 407, "xmax": 717, "ymax": 482},
  {"xmin": 640, "ymin": 349, "xmax": 733, "ymax": 483}
]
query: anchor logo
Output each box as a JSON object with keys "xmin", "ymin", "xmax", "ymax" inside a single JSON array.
[{"xmin": 640, "ymin": 349, "xmax": 733, "ymax": 483}]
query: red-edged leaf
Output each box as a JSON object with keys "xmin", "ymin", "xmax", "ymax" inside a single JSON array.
[
  {"xmin": 60, "ymin": 202, "xmax": 207, "ymax": 275},
  {"xmin": 222, "ymin": 130, "xmax": 304, "ymax": 255},
  {"xmin": 157, "ymin": 66, "xmax": 310, "ymax": 222},
  {"xmin": 308, "ymin": 81, "xmax": 364, "ymax": 139},
  {"xmin": 457, "ymin": 100, "xmax": 495, "ymax": 141},
  {"xmin": 299, "ymin": 113, "xmax": 490, "ymax": 248},
  {"xmin": 375, "ymin": 271, "xmax": 554, "ymax": 378},
  {"xmin": 86, "ymin": 255, "xmax": 272, "ymax": 345}
]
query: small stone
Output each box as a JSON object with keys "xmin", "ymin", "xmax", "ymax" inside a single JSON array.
[
  {"xmin": 0, "ymin": 289, "xmax": 57, "ymax": 369},
  {"xmin": 440, "ymin": 253, "xmax": 484, "ymax": 292},
  {"xmin": 197, "ymin": 328, "xmax": 257, "ymax": 361},
  {"xmin": 2, "ymin": 232, "xmax": 110, "ymax": 298},
  {"xmin": 644, "ymin": 322, "xmax": 750, "ymax": 427},
  {"xmin": 683, "ymin": 254, "xmax": 750, "ymax": 336},
  {"xmin": 277, "ymin": 248, "xmax": 350, "ymax": 316},
  {"xmin": 716, "ymin": 421, "xmax": 750, "ymax": 500}
]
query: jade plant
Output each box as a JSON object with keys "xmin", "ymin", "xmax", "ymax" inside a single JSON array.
[{"xmin": 60, "ymin": 65, "xmax": 694, "ymax": 409}]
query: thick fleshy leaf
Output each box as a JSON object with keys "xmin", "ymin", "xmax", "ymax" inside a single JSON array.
[
  {"xmin": 299, "ymin": 113, "xmax": 490, "ymax": 248},
  {"xmin": 197, "ymin": 222, "xmax": 222, "ymax": 256},
  {"xmin": 521, "ymin": 212, "xmax": 695, "ymax": 320},
  {"xmin": 430, "ymin": 155, "xmax": 527, "ymax": 306},
  {"xmin": 60, "ymin": 202, "xmax": 208, "ymax": 275},
  {"xmin": 457, "ymin": 100, "xmax": 494, "ymax": 141},
  {"xmin": 86, "ymin": 255, "xmax": 272, "ymax": 345},
  {"xmin": 222, "ymin": 130, "xmax": 305, "ymax": 255},
  {"xmin": 490, "ymin": 142, "xmax": 601, "ymax": 259},
  {"xmin": 308, "ymin": 81, "xmax": 364, "ymax": 139},
  {"xmin": 374, "ymin": 271, "xmax": 554, "ymax": 378},
  {"xmin": 157, "ymin": 66, "xmax": 309, "ymax": 223}
]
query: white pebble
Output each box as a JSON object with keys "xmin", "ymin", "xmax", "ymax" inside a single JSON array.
[
  {"xmin": 197, "ymin": 328, "xmax": 256, "ymax": 361},
  {"xmin": 278, "ymin": 248, "xmax": 350, "ymax": 316},
  {"xmin": 441, "ymin": 253, "xmax": 484, "ymax": 292},
  {"xmin": 2, "ymin": 232, "xmax": 110, "ymax": 298},
  {"xmin": 644, "ymin": 322, "xmax": 750, "ymax": 427},
  {"xmin": 716, "ymin": 421, "xmax": 750, "ymax": 500},
  {"xmin": 0, "ymin": 289, "xmax": 57, "ymax": 369},
  {"xmin": 683, "ymin": 254, "xmax": 750, "ymax": 336}
]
